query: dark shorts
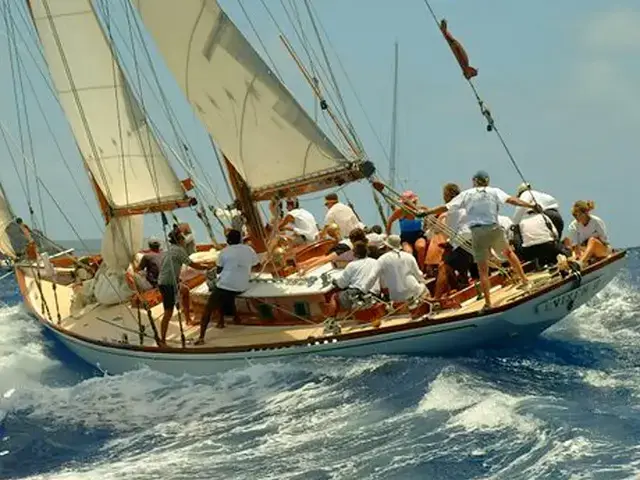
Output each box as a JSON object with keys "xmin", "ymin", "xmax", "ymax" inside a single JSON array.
[
  {"xmin": 158, "ymin": 284, "xmax": 176, "ymax": 310},
  {"xmin": 443, "ymin": 247, "xmax": 478, "ymax": 279},
  {"xmin": 521, "ymin": 241, "xmax": 561, "ymax": 267},
  {"xmin": 543, "ymin": 208, "xmax": 564, "ymax": 238},
  {"xmin": 400, "ymin": 230, "xmax": 424, "ymax": 246},
  {"xmin": 207, "ymin": 285, "xmax": 241, "ymax": 316}
]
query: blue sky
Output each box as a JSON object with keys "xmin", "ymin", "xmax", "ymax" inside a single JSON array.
[{"xmin": 0, "ymin": 0, "xmax": 638, "ymax": 247}]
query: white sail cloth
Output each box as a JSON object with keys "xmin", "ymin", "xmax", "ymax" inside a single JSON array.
[
  {"xmin": 28, "ymin": 0, "xmax": 187, "ymax": 211},
  {"xmin": 0, "ymin": 183, "xmax": 16, "ymax": 259},
  {"xmin": 134, "ymin": 0, "xmax": 350, "ymax": 193}
]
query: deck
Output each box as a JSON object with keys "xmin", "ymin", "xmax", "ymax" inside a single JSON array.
[{"xmin": 18, "ymin": 264, "xmax": 560, "ymax": 350}]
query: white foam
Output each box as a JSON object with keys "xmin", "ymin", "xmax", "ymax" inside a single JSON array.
[
  {"xmin": 418, "ymin": 368, "xmax": 543, "ymax": 435},
  {"xmin": 552, "ymin": 276, "xmax": 640, "ymax": 345}
]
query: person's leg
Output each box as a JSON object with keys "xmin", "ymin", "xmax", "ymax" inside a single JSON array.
[
  {"xmin": 471, "ymin": 227, "xmax": 492, "ymax": 308},
  {"xmin": 197, "ymin": 287, "xmax": 219, "ymax": 342},
  {"xmin": 434, "ymin": 263, "xmax": 452, "ymax": 298},
  {"xmin": 414, "ymin": 237, "xmax": 427, "ymax": 271},
  {"xmin": 504, "ymin": 248, "xmax": 528, "ymax": 284},
  {"xmin": 492, "ymin": 226, "xmax": 527, "ymax": 284},
  {"xmin": 179, "ymin": 283, "xmax": 193, "ymax": 324},
  {"xmin": 579, "ymin": 237, "xmax": 609, "ymax": 265},
  {"xmin": 229, "ymin": 292, "xmax": 241, "ymax": 324},
  {"xmin": 323, "ymin": 292, "xmax": 340, "ymax": 317},
  {"xmin": 477, "ymin": 260, "xmax": 492, "ymax": 308},
  {"xmin": 159, "ymin": 285, "xmax": 176, "ymax": 345}
]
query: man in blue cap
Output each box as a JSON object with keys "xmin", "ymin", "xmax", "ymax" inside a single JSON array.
[{"xmin": 423, "ymin": 171, "xmax": 539, "ymax": 311}]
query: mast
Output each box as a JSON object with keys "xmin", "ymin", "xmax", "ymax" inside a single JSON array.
[
  {"xmin": 389, "ymin": 41, "xmax": 399, "ymax": 196},
  {"xmin": 224, "ymin": 157, "xmax": 267, "ymax": 252}
]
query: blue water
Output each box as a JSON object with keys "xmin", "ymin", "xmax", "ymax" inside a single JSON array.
[{"xmin": 0, "ymin": 250, "xmax": 638, "ymax": 479}]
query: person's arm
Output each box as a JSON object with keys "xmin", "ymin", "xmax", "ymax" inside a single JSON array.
[
  {"xmin": 506, "ymin": 196, "xmax": 537, "ymax": 210},
  {"xmin": 278, "ymin": 214, "xmax": 294, "ymax": 231},
  {"xmin": 190, "ymin": 261, "xmax": 212, "ymax": 271},
  {"xmin": 135, "ymin": 256, "xmax": 147, "ymax": 273},
  {"xmin": 385, "ymin": 208, "xmax": 402, "ymax": 235},
  {"xmin": 423, "ymin": 205, "xmax": 448, "ymax": 217},
  {"xmin": 562, "ymin": 222, "xmax": 578, "ymax": 250}
]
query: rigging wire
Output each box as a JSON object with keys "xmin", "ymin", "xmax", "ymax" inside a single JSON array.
[
  {"xmin": 3, "ymin": 0, "xmax": 33, "ymax": 222},
  {"xmin": 6, "ymin": 6, "xmax": 45, "ymax": 232},
  {"xmin": 120, "ymin": 0, "xmax": 232, "ymax": 230},
  {"xmin": 420, "ymin": 0, "xmax": 529, "ymax": 185},
  {"xmin": 234, "ymin": 0, "xmax": 282, "ymax": 81},
  {"xmin": 6, "ymin": 4, "xmax": 113, "ymax": 231},
  {"xmin": 305, "ymin": 1, "xmax": 398, "ymax": 173},
  {"xmin": 39, "ymin": 0, "xmax": 118, "ymax": 214},
  {"xmin": 265, "ymin": 0, "xmax": 355, "ymax": 148},
  {"xmin": 98, "ymin": 0, "xmax": 139, "ymax": 254},
  {"xmin": 301, "ymin": 0, "xmax": 362, "ymax": 152},
  {"xmin": 109, "ymin": 1, "xmax": 225, "ymax": 212}
]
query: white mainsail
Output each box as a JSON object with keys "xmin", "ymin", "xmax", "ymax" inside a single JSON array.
[
  {"xmin": 0, "ymin": 182, "xmax": 16, "ymax": 259},
  {"xmin": 133, "ymin": 0, "xmax": 352, "ymax": 194},
  {"xmin": 28, "ymin": 0, "xmax": 188, "ymax": 212}
]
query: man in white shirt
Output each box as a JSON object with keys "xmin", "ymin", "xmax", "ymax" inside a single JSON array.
[
  {"xmin": 518, "ymin": 213, "xmax": 562, "ymax": 267},
  {"xmin": 195, "ymin": 229, "xmax": 260, "ymax": 344},
  {"xmin": 321, "ymin": 192, "xmax": 363, "ymax": 239},
  {"xmin": 377, "ymin": 235, "xmax": 426, "ymax": 302},
  {"xmin": 324, "ymin": 241, "xmax": 380, "ymax": 319},
  {"xmin": 279, "ymin": 197, "xmax": 319, "ymax": 244},
  {"xmin": 424, "ymin": 170, "xmax": 538, "ymax": 311},
  {"xmin": 513, "ymin": 183, "xmax": 563, "ymax": 237}
]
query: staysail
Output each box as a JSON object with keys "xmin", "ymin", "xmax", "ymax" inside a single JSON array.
[
  {"xmin": 27, "ymin": 0, "xmax": 189, "ymax": 216},
  {"xmin": 133, "ymin": 0, "xmax": 362, "ymax": 199}
]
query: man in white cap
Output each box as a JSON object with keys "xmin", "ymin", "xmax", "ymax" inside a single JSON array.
[
  {"xmin": 376, "ymin": 234, "xmax": 426, "ymax": 302},
  {"xmin": 423, "ymin": 170, "xmax": 538, "ymax": 311},
  {"xmin": 513, "ymin": 183, "xmax": 563, "ymax": 237}
]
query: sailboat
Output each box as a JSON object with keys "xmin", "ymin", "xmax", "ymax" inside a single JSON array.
[{"xmin": 1, "ymin": 0, "xmax": 626, "ymax": 375}]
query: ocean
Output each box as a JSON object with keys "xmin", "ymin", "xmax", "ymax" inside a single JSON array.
[{"xmin": 0, "ymin": 248, "xmax": 638, "ymax": 479}]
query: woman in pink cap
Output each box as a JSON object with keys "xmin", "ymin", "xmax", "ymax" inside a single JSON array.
[{"xmin": 385, "ymin": 190, "xmax": 428, "ymax": 271}]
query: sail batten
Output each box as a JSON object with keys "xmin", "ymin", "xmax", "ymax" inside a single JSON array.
[
  {"xmin": 28, "ymin": 0, "xmax": 188, "ymax": 213},
  {"xmin": 134, "ymin": 0, "xmax": 357, "ymax": 194}
]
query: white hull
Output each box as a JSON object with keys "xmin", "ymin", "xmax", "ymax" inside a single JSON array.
[{"xmin": 33, "ymin": 256, "xmax": 624, "ymax": 376}]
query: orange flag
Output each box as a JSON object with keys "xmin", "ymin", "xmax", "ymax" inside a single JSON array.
[{"xmin": 440, "ymin": 19, "xmax": 478, "ymax": 80}]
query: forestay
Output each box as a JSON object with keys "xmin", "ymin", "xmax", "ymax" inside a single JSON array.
[
  {"xmin": 27, "ymin": 0, "xmax": 187, "ymax": 212},
  {"xmin": 134, "ymin": 0, "xmax": 351, "ymax": 194}
]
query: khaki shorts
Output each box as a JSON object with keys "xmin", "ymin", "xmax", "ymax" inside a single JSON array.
[{"xmin": 471, "ymin": 225, "xmax": 509, "ymax": 263}]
